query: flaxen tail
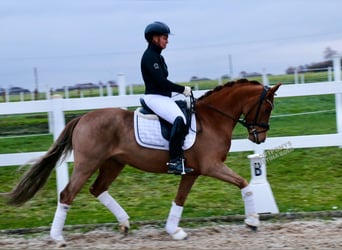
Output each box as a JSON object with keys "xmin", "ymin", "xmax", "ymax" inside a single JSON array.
[{"xmin": 3, "ymin": 116, "xmax": 81, "ymax": 206}]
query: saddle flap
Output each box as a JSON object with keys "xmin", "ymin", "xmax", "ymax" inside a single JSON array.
[
  {"xmin": 134, "ymin": 109, "xmax": 197, "ymax": 151},
  {"xmin": 139, "ymin": 98, "xmax": 191, "ymax": 140},
  {"xmin": 136, "ymin": 107, "xmax": 172, "ymax": 139}
]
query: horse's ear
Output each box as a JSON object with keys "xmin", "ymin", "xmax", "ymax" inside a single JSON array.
[{"xmin": 267, "ymin": 83, "xmax": 281, "ymax": 96}]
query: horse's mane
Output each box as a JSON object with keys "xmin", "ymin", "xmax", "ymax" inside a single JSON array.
[{"xmin": 197, "ymin": 78, "xmax": 262, "ymax": 101}]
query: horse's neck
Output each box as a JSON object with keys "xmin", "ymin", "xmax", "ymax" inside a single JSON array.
[
  {"xmin": 201, "ymin": 87, "xmax": 248, "ymax": 118},
  {"xmin": 195, "ymin": 84, "xmax": 261, "ymax": 154},
  {"xmin": 196, "ymin": 85, "xmax": 260, "ymax": 133},
  {"xmin": 196, "ymin": 93, "xmax": 238, "ymax": 136}
]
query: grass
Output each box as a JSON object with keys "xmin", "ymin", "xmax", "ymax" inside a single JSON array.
[
  {"xmin": 0, "ymin": 73, "xmax": 341, "ymax": 230},
  {"xmin": 0, "ymin": 148, "xmax": 341, "ymax": 230},
  {"xmin": 0, "ymin": 134, "xmax": 53, "ymax": 153}
]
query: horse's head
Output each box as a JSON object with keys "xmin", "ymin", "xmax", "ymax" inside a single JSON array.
[
  {"xmin": 196, "ymin": 79, "xmax": 281, "ymax": 145},
  {"xmin": 241, "ymin": 82, "xmax": 281, "ymax": 144}
]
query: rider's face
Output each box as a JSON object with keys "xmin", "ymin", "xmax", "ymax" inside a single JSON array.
[{"xmin": 153, "ymin": 35, "xmax": 168, "ymax": 49}]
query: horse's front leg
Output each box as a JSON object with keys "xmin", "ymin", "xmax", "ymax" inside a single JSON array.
[
  {"xmin": 202, "ymin": 162, "xmax": 260, "ymax": 230},
  {"xmin": 166, "ymin": 174, "xmax": 199, "ymax": 240}
]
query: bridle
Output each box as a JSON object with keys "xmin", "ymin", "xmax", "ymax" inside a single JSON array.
[
  {"xmin": 240, "ymin": 86, "xmax": 272, "ymax": 143},
  {"xmin": 193, "ymin": 85, "xmax": 273, "ymax": 143}
]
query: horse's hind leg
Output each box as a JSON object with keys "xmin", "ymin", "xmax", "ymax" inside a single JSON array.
[
  {"xmin": 89, "ymin": 159, "xmax": 130, "ymax": 236},
  {"xmin": 50, "ymin": 161, "xmax": 99, "ymax": 245},
  {"xmin": 166, "ymin": 174, "xmax": 199, "ymax": 240}
]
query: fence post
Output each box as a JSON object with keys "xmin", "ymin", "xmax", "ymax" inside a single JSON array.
[
  {"xmin": 218, "ymin": 77, "xmax": 222, "ymax": 86},
  {"xmin": 333, "ymin": 55, "xmax": 342, "ymax": 139},
  {"xmin": 107, "ymin": 83, "xmax": 112, "ymax": 96},
  {"xmin": 20, "ymin": 92, "xmax": 24, "ymax": 102},
  {"xmin": 99, "ymin": 85, "xmax": 103, "ymax": 96},
  {"xmin": 64, "ymin": 86, "xmax": 69, "ymax": 99},
  {"xmin": 262, "ymin": 68, "xmax": 269, "ymax": 86},
  {"xmin": 301, "ymin": 74, "xmax": 304, "ymax": 84},
  {"xmin": 51, "ymin": 94, "xmax": 69, "ymax": 199},
  {"xmin": 117, "ymin": 73, "xmax": 126, "ymax": 96},
  {"xmin": 294, "ymin": 69, "xmax": 299, "ymax": 84},
  {"xmin": 5, "ymin": 89, "xmax": 9, "ymax": 102},
  {"xmin": 328, "ymin": 67, "xmax": 332, "ymax": 81},
  {"xmin": 247, "ymin": 153, "xmax": 279, "ymax": 214}
]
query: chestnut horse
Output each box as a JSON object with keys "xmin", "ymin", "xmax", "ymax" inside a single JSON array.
[{"xmin": 4, "ymin": 79, "xmax": 281, "ymax": 246}]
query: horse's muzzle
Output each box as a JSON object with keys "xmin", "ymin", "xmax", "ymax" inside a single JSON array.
[{"xmin": 248, "ymin": 128, "xmax": 266, "ymax": 144}]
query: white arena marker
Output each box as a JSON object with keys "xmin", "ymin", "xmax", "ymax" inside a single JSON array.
[{"xmin": 248, "ymin": 153, "xmax": 279, "ymax": 214}]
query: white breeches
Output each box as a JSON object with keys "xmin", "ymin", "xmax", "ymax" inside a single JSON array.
[{"xmin": 143, "ymin": 94, "xmax": 186, "ymax": 124}]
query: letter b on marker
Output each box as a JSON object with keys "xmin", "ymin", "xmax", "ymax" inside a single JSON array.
[{"xmin": 254, "ymin": 162, "xmax": 262, "ymax": 176}]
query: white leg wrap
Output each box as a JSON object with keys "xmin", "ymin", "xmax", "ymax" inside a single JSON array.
[
  {"xmin": 241, "ymin": 185, "xmax": 260, "ymax": 227},
  {"xmin": 50, "ymin": 202, "xmax": 70, "ymax": 242},
  {"xmin": 244, "ymin": 213, "xmax": 260, "ymax": 227},
  {"xmin": 171, "ymin": 227, "xmax": 188, "ymax": 240},
  {"xmin": 241, "ymin": 185, "xmax": 256, "ymax": 215},
  {"xmin": 166, "ymin": 201, "xmax": 184, "ymax": 235},
  {"xmin": 97, "ymin": 191, "xmax": 129, "ymax": 224}
]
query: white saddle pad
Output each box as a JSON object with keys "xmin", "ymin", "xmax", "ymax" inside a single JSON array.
[{"xmin": 134, "ymin": 108, "xmax": 197, "ymax": 150}]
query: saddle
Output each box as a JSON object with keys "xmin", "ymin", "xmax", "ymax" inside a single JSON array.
[
  {"xmin": 139, "ymin": 98, "xmax": 191, "ymax": 140},
  {"xmin": 133, "ymin": 98, "xmax": 197, "ymax": 150}
]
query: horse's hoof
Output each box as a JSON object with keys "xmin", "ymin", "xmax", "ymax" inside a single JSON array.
[
  {"xmin": 119, "ymin": 220, "xmax": 130, "ymax": 237},
  {"xmin": 55, "ymin": 240, "xmax": 67, "ymax": 248},
  {"xmin": 171, "ymin": 227, "xmax": 188, "ymax": 240},
  {"xmin": 246, "ymin": 224, "xmax": 258, "ymax": 232},
  {"xmin": 120, "ymin": 225, "xmax": 129, "ymax": 238},
  {"xmin": 51, "ymin": 234, "xmax": 66, "ymax": 248},
  {"xmin": 244, "ymin": 213, "xmax": 260, "ymax": 232}
]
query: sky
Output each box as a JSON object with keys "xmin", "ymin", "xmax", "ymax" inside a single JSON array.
[{"xmin": 1, "ymin": 0, "xmax": 342, "ymax": 92}]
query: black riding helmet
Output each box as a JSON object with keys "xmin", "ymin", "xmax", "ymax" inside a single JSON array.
[{"xmin": 144, "ymin": 21, "xmax": 171, "ymax": 42}]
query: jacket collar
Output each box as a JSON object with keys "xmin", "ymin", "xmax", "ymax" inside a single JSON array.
[{"xmin": 148, "ymin": 42, "xmax": 163, "ymax": 54}]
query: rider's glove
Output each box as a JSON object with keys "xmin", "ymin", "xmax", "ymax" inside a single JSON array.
[{"xmin": 183, "ymin": 86, "xmax": 192, "ymax": 97}]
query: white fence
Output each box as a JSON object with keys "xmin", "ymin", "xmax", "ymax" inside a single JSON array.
[
  {"xmin": 0, "ymin": 57, "xmax": 341, "ymax": 195},
  {"xmin": 1, "ymin": 81, "xmax": 342, "ymax": 163}
]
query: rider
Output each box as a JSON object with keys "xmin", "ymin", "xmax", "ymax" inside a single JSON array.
[{"xmin": 141, "ymin": 21, "xmax": 193, "ymax": 175}]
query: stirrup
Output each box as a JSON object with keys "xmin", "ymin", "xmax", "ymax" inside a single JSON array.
[{"xmin": 167, "ymin": 158, "xmax": 193, "ymax": 175}]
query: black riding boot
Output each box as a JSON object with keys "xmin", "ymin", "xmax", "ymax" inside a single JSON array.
[{"xmin": 167, "ymin": 116, "xmax": 193, "ymax": 175}]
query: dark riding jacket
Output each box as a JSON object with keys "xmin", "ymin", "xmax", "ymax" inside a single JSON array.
[{"xmin": 141, "ymin": 42, "xmax": 185, "ymax": 97}]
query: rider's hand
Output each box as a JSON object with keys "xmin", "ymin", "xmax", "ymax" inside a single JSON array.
[{"xmin": 183, "ymin": 86, "xmax": 192, "ymax": 97}]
